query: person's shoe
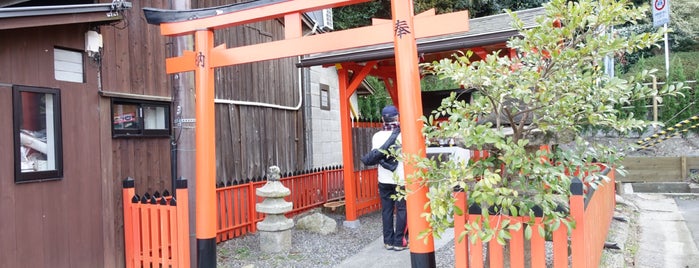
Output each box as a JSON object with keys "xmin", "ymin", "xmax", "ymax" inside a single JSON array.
[
  {"xmin": 391, "ymin": 245, "xmax": 407, "ymax": 251},
  {"xmin": 383, "ymin": 244, "xmax": 394, "ymax": 250}
]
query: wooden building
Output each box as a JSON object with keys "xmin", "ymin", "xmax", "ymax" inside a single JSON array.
[
  {"xmin": 0, "ymin": 0, "xmax": 326, "ymax": 267},
  {"xmin": 0, "ymin": 1, "xmax": 170, "ymax": 267}
]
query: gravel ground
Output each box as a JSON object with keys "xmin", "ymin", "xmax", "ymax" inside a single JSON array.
[
  {"xmin": 216, "ymin": 208, "xmax": 563, "ymax": 268},
  {"xmin": 586, "ymin": 132, "xmax": 698, "ymax": 157},
  {"xmin": 216, "ymin": 210, "xmax": 455, "ymax": 268},
  {"xmin": 216, "ymin": 210, "xmax": 382, "ymax": 268}
]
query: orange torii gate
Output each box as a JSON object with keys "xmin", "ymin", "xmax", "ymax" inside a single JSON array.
[{"xmin": 144, "ymin": 1, "xmax": 469, "ymax": 267}]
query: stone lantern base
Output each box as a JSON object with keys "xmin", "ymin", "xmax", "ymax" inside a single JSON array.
[{"xmin": 259, "ymin": 229, "xmax": 292, "ymax": 253}]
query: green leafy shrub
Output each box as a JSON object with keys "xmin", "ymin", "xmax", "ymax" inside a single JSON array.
[{"xmin": 412, "ymin": 0, "xmax": 682, "ymax": 244}]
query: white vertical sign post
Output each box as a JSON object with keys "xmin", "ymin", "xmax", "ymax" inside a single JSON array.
[
  {"xmin": 604, "ymin": 26, "xmax": 615, "ymax": 78},
  {"xmin": 652, "ymin": 0, "xmax": 671, "ymax": 80}
]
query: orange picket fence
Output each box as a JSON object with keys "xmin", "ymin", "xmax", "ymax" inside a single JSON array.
[
  {"xmin": 214, "ymin": 167, "xmax": 379, "ymax": 243},
  {"xmin": 122, "ymin": 167, "xmax": 381, "ymax": 266},
  {"xmin": 122, "ymin": 177, "xmax": 190, "ymax": 268},
  {"xmin": 354, "ymin": 168, "xmax": 381, "ymax": 217},
  {"xmin": 453, "ymin": 166, "xmax": 616, "ymax": 268},
  {"xmin": 122, "ymin": 157, "xmax": 615, "ymax": 268}
]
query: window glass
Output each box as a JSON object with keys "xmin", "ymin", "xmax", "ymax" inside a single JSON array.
[
  {"xmin": 144, "ymin": 106, "xmax": 167, "ymax": 130},
  {"xmin": 112, "ymin": 98, "xmax": 170, "ymax": 137},
  {"xmin": 13, "ymin": 85, "xmax": 63, "ymax": 182},
  {"xmin": 113, "ymin": 102, "xmax": 140, "ymax": 130},
  {"xmin": 320, "ymin": 83, "xmax": 330, "ymax": 110}
]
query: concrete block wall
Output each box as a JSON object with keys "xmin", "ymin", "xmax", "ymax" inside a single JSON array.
[{"xmin": 308, "ymin": 66, "xmax": 343, "ymax": 167}]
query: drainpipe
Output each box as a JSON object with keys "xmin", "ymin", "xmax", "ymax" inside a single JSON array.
[{"xmin": 301, "ymin": 56, "xmax": 314, "ymax": 170}]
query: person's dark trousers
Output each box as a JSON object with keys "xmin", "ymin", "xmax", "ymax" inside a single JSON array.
[{"xmin": 379, "ymin": 182, "xmax": 407, "ymax": 247}]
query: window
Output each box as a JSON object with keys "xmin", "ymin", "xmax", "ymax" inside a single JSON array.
[
  {"xmin": 320, "ymin": 83, "xmax": 330, "ymax": 110},
  {"xmin": 54, "ymin": 48, "xmax": 84, "ymax": 83},
  {"xmin": 112, "ymin": 98, "xmax": 170, "ymax": 137},
  {"xmin": 13, "ymin": 85, "xmax": 63, "ymax": 183}
]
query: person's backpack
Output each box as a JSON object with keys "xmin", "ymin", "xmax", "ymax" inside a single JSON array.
[{"xmin": 360, "ymin": 128, "xmax": 400, "ymax": 171}]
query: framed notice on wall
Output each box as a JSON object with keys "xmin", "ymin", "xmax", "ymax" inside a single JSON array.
[{"xmin": 320, "ymin": 84, "xmax": 330, "ymax": 110}]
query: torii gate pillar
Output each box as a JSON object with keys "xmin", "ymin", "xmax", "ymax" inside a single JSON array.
[
  {"xmin": 390, "ymin": 1, "xmax": 434, "ymax": 266},
  {"xmin": 193, "ymin": 29, "xmax": 217, "ymax": 268}
]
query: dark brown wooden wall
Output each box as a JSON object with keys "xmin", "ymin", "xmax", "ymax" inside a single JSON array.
[
  {"xmin": 353, "ymin": 126, "xmax": 381, "ymax": 170},
  {"xmin": 0, "ymin": 24, "xmax": 104, "ymax": 268},
  {"xmin": 98, "ymin": 1, "xmax": 173, "ymax": 267},
  {"xmin": 202, "ymin": 0, "xmax": 306, "ymax": 182},
  {"xmin": 100, "ymin": 0, "xmax": 173, "ymax": 192},
  {"xmin": 2, "ymin": 1, "xmax": 311, "ymax": 267}
]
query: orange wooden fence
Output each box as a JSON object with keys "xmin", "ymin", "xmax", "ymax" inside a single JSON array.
[
  {"xmin": 214, "ymin": 167, "xmax": 380, "ymax": 243},
  {"xmin": 573, "ymin": 167, "xmax": 616, "ymax": 268},
  {"xmin": 354, "ymin": 168, "xmax": 381, "ymax": 217},
  {"xmin": 122, "ymin": 177, "xmax": 190, "ymax": 268},
  {"xmin": 123, "ymin": 149, "xmax": 615, "ymax": 267},
  {"xmin": 123, "ymin": 167, "xmax": 380, "ymax": 266},
  {"xmin": 214, "ymin": 179, "xmax": 265, "ymax": 242},
  {"xmin": 453, "ymin": 166, "xmax": 616, "ymax": 268}
]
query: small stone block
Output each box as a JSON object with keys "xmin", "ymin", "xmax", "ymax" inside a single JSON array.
[{"xmin": 259, "ymin": 229, "xmax": 292, "ymax": 253}]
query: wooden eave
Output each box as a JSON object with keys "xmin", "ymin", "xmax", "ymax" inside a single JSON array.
[{"xmin": 0, "ymin": 2, "xmax": 132, "ymax": 30}]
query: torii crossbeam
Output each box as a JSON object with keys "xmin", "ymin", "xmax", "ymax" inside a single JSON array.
[{"xmin": 144, "ymin": 1, "xmax": 469, "ymax": 267}]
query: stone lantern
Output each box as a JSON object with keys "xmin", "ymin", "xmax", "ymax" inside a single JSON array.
[{"xmin": 256, "ymin": 166, "xmax": 293, "ymax": 253}]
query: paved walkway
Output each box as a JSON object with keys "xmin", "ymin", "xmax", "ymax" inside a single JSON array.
[
  {"xmin": 631, "ymin": 193, "xmax": 699, "ymax": 268},
  {"xmin": 337, "ymin": 228, "xmax": 454, "ymax": 268},
  {"xmin": 676, "ymin": 196, "xmax": 699, "ymax": 252}
]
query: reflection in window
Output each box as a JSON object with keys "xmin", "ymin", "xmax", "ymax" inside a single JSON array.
[
  {"xmin": 13, "ymin": 85, "xmax": 63, "ymax": 183},
  {"xmin": 144, "ymin": 106, "xmax": 167, "ymax": 130},
  {"xmin": 111, "ymin": 98, "xmax": 170, "ymax": 137},
  {"xmin": 113, "ymin": 102, "xmax": 140, "ymax": 130}
]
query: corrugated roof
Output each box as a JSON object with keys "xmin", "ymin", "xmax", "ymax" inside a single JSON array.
[
  {"xmin": 0, "ymin": 2, "xmax": 132, "ymax": 29},
  {"xmin": 297, "ymin": 7, "xmax": 544, "ymax": 67},
  {"xmin": 0, "ymin": 2, "xmax": 131, "ymax": 18}
]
